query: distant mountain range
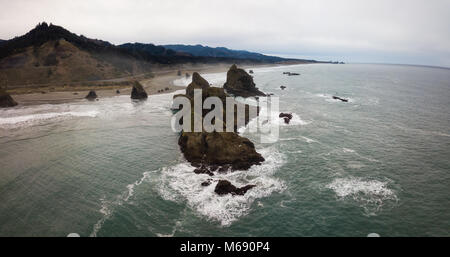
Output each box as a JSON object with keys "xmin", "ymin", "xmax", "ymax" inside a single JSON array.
[
  {"xmin": 0, "ymin": 22, "xmax": 319, "ymax": 87},
  {"xmin": 163, "ymin": 44, "xmax": 291, "ymax": 63}
]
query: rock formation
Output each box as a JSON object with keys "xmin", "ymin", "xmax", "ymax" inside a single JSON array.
[
  {"xmin": 186, "ymin": 72, "xmax": 210, "ymax": 98},
  {"xmin": 174, "ymin": 73, "xmax": 264, "ymax": 173},
  {"xmin": 179, "ymin": 131, "xmax": 264, "ymax": 170},
  {"xmin": 283, "ymin": 72, "xmax": 300, "ymax": 76},
  {"xmin": 85, "ymin": 90, "xmax": 97, "ymax": 100},
  {"xmin": 214, "ymin": 180, "xmax": 256, "ymax": 196},
  {"xmin": 131, "ymin": 81, "xmax": 148, "ymax": 100},
  {"xmin": 223, "ymin": 64, "xmax": 265, "ymax": 97},
  {"xmin": 279, "ymin": 113, "xmax": 293, "ymax": 124},
  {"xmin": 0, "ymin": 88, "xmax": 18, "ymax": 108},
  {"xmin": 332, "ymin": 96, "xmax": 348, "ymax": 102}
]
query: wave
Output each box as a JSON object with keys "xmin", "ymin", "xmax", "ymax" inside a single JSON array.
[
  {"xmin": 326, "ymin": 176, "xmax": 398, "ymax": 216},
  {"xmin": 0, "ymin": 111, "xmax": 99, "ymax": 127},
  {"xmin": 157, "ymin": 146, "xmax": 286, "ymax": 227},
  {"xmin": 89, "ymin": 170, "xmax": 155, "ymax": 237}
]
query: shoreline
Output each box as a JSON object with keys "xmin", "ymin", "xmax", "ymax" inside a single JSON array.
[{"xmin": 7, "ymin": 63, "xmax": 298, "ymax": 106}]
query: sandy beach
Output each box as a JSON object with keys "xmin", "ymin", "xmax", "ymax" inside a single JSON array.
[{"xmin": 10, "ymin": 63, "xmax": 276, "ymax": 106}]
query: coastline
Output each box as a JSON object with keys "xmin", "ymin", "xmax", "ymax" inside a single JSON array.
[{"xmin": 8, "ymin": 63, "xmax": 289, "ymax": 106}]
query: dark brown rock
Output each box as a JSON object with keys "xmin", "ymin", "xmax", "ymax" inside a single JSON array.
[
  {"xmin": 193, "ymin": 165, "xmax": 214, "ymax": 176},
  {"xmin": 179, "ymin": 131, "xmax": 264, "ymax": 170},
  {"xmin": 279, "ymin": 113, "xmax": 293, "ymax": 124},
  {"xmin": 332, "ymin": 96, "xmax": 348, "ymax": 102},
  {"xmin": 85, "ymin": 90, "xmax": 97, "ymax": 100},
  {"xmin": 131, "ymin": 81, "xmax": 148, "ymax": 100},
  {"xmin": 279, "ymin": 113, "xmax": 293, "ymax": 119},
  {"xmin": 186, "ymin": 72, "xmax": 210, "ymax": 98},
  {"xmin": 214, "ymin": 180, "xmax": 256, "ymax": 196},
  {"xmin": 201, "ymin": 179, "xmax": 212, "ymax": 187},
  {"xmin": 223, "ymin": 64, "xmax": 265, "ymax": 97},
  {"xmin": 0, "ymin": 88, "xmax": 18, "ymax": 108}
]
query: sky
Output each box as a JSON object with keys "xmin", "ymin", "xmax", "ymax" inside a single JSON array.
[{"xmin": 0, "ymin": 0, "xmax": 449, "ymax": 67}]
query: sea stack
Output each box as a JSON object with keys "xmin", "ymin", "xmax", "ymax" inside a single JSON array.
[
  {"xmin": 223, "ymin": 64, "xmax": 265, "ymax": 97},
  {"xmin": 85, "ymin": 90, "xmax": 98, "ymax": 100},
  {"xmin": 186, "ymin": 72, "xmax": 211, "ymax": 98},
  {"xmin": 0, "ymin": 88, "xmax": 18, "ymax": 108},
  {"xmin": 131, "ymin": 81, "xmax": 148, "ymax": 100},
  {"xmin": 174, "ymin": 73, "xmax": 264, "ymax": 181}
]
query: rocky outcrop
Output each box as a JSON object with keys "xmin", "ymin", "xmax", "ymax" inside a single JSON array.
[
  {"xmin": 179, "ymin": 131, "xmax": 264, "ymax": 170},
  {"xmin": 201, "ymin": 179, "xmax": 213, "ymax": 187},
  {"xmin": 332, "ymin": 96, "xmax": 348, "ymax": 102},
  {"xmin": 0, "ymin": 88, "xmax": 18, "ymax": 108},
  {"xmin": 85, "ymin": 90, "xmax": 97, "ymax": 100},
  {"xmin": 194, "ymin": 165, "xmax": 214, "ymax": 176},
  {"xmin": 186, "ymin": 72, "xmax": 210, "ymax": 98},
  {"xmin": 131, "ymin": 81, "xmax": 148, "ymax": 100},
  {"xmin": 174, "ymin": 73, "xmax": 264, "ymax": 171},
  {"xmin": 283, "ymin": 72, "xmax": 300, "ymax": 76},
  {"xmin": 279, "ymin": 113, "xmax": 293, "ymax": 124},
  {"xmin": 214, "ymin": 180, "xmax": 256, "ymax": 196},
  {"xmin": 223, "ymin": 64, "xmax": 265, "ymax": 97}
]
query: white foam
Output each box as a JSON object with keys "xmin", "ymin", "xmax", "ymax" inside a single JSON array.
[
  {"xmin": 326, "ymin": 177, "xmax": 398, "ymax": 215},
  {"xmin": 315, "ymin": 93, "xmax": 354, "ymax": 103},
  {"xmin": 301, "ymin": 136, "xmax": 317, "ymax": 143},
  {"xmin": 0, "ymin": 111, "xmax": 99, "ymax": 126},
  {"xmin": 342, "ymin": 148, "xmax": 356, "ymax": 153},
  {"xmin": 157, "ymin": 146, "xmax": 286, "ymax": 226},
  {"xmin": 173, "ymin": 77, "xmax": 191, "ymax": 87}
]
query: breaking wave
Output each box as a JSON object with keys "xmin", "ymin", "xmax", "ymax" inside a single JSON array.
[
  {"xmin": 0, "ymin": 111, "xmax": 99, "ymax": 127},
  {"xmin": 326, "ymin": 176, "xmax": 398, "ymax": 216},
  {"xmin": 157, "ymin": 146, "xmax": 286, "ymax": 226}
]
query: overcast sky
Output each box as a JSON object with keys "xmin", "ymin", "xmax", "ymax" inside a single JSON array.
[{"xmin": 0, "ymin": 0, "xmax": 449, "ymax": 67}]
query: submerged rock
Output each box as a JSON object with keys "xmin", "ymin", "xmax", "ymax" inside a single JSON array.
[
  {"xmin": 131, "ymin": 81, "xmax": 148, "ymax": 100},
  {"xmin": 0, "ymin": 88, "xmax": 18, "ymax": 108},
  {"xmin": 85, "ymin": 90, "xmax": 97, "ymax": 100},
  {"xmin": 223, "ymin": 64, "xmax": 265, "ymax": 97},
  {"xmin": 214, "ymin": 180, "xmax": 256, "ymax": 196},
  {"xmin": 279, "ymin": 113, "xmax": 293, "ymax": 124},
  {"xmin": 201, "ymin": 179, "xmax": 213, "ymax": 187},
  {"xmin": 193, "ymin": 165, "xmax": 214, "ymax": 176},
  {"xmin": 332, "ymin": 96, "xmax": 348, "ymax": 102}
]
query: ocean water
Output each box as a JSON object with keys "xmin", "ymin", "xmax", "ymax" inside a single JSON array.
[{"xmin": 0, "ymin": 64, "xmax": 449, "ymax": 236}]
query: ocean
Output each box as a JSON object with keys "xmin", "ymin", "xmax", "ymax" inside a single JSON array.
[{"xmin": 0, "ymin": 64, "xmax": 449, "ymax": 236}]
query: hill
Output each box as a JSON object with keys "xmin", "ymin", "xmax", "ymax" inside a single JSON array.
[
  {"xmin": 163, "ymin": 44, "xmax": 313, "ymax": 63},
  {"xmin": 0, "ymin": 22, "xmax": 316, "ymax": 88}
]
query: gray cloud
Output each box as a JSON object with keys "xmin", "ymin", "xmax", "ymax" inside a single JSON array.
[{"xmin": 0, "ymin": 0, "xmax": 449, "ymax": 67}]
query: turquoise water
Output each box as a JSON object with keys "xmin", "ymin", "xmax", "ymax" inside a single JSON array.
[{"xmin": 0, "ymin": 64, "xmax": 449, "ymax": 236}]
